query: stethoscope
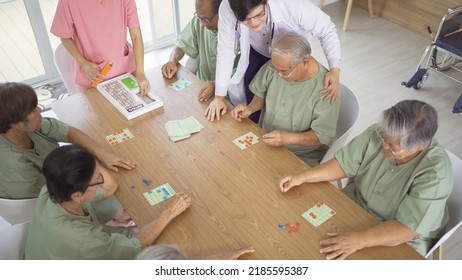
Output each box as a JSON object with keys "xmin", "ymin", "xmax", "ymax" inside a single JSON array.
[{"xmin": 234, "ymin": 5, "xmax": 275, "ymax": 56}]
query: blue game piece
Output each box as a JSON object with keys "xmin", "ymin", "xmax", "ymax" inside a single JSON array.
[
  {"xmin": 130, "ymin": 185, "xmax": 135, "ymax": 189},
  {"xmin": 162, "ymin": 196, "xmax": 167, "ymax": 200},
  {"xmin": 278, "ymin": 224, "xmax": 288, "ymax": 229}
]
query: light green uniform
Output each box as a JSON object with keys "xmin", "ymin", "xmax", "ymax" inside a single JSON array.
[
  {"xmin": 177, "ymin": 17, "xmax": 218, "ymax": 82},
  {"xmin": 250, "ymin": 61, "xmax": 340, "ymax": 167},
  {"xmin": 25, "ymin": 187, "xmax": 141, "ymax": 260},
  {"xmin": 0, "ymin": 118, "xmax": 68, "ymax": 199},
  {"xmin": 335, "ymin": 124, "xmax": 452, "ymax": 256}
]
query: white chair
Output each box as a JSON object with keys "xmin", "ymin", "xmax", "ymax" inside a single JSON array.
[
  {"xmin": 53, "ymin": 43, "xmax": 80, "ymax": 95},
  {"xmin": 184, "ymin": 56, "xmax": 199, "ymax": 74},
  {"xmin": 425, "ymin": 150, "xmax": 462, "ymax": 260},
  {"xmin": 321, "ymin": 83, "xmax": 360, "ymax": 188},
  {"xmin": 0, "ymin": 198, "xmax": 38, "ymax": 225},
  {"xmin": 0, "ymin": 221, "xmax": 31, "ymax": 260}
]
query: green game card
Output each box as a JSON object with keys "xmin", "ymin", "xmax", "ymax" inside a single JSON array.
[{"xmin": 121, "ymin": 76, "xmax": 138, "ymax": 90}]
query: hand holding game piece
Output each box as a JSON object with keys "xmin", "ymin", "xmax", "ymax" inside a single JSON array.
[
  {"xmin": 262, "ymin": 130, "xmax": 289, "ymax": 146},
  {"xmin": 81, "ymin": 60, "xmax": 100, "ymax": 86},
  {"xmin": 97, "ymin": 149, "xmax": 136, "ymax": 172},
  {"xmin": 161, "ymin": 61, "xmax": 178, "ymax": 79},
  {"xmin": 278, "ymin": 173, "xmax": 306, "ymax": 193},
  {"xmin": 231, "ymin": 104, "xmax": 253, "ymax": 122},
  {"xmin": 91, "ymin": 61, "xmax": 113, "ymax": 87}
]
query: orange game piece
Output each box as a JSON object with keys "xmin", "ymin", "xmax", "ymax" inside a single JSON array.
[{"xmin": 91, "ymin": 61, "xmax": 113, "ymax": 87}]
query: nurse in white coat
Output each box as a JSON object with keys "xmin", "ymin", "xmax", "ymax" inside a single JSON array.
[{"xmin": 204, "ymin": 0, "xmax": 341, "ymax": 121}]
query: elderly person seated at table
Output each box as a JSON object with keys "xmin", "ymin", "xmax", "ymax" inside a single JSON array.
[
  {"xmin": 231, "ymin": 32, "xmax": 340, "ymax": 167},
  {"xmin": 0, "ymin": 82, "xmax": 136, "ymax": 199},
  {"xmin": 279, "ymin": 100, "xmax": 452, "ymax": 259},
  {"xmin": 25, "ymin": 144, "xmax": 191, "ymax": 259},
  {"xmin": 136, "ymin": 244, "xmax": 255, "ymax": 260}
]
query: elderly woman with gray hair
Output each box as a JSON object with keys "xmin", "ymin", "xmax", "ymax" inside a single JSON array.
[{"xmin": 278, "ymin": 100, "xmax": 452, "ymax": 259}]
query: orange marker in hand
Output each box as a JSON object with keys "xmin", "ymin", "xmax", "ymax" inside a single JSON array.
[{"xmin": 91, "ymin": 61, "xmax": 113, "ymax": 87}]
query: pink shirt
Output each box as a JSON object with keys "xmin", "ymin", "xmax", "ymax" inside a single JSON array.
[{"xmin": 51, "ymin": 0, "xmax": 140, "ymax": 88}]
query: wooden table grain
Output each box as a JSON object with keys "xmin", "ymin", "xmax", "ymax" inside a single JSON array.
[{"xmin": 51, "ymin": 66, "xmax": 423, "ymax": 260}]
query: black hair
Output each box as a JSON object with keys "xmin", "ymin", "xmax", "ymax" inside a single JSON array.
[
  {"xmin": 0, "ymin": 82, "xmax": 38, "ymax": 133},
  {"xmin": 229, "ymin": 0, "xmax": 267, "ymax": 22},
  {"xmin": 43, "ymin": 144, "xmax": 96, "ymax": 204}
]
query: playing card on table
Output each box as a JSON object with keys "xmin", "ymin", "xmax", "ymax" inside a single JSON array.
[
  {"xmin": 232, "ymin": 132, "xmax": 259, "ymax": 150},
  {"xmin": 301, "ymin": 201, "xmax": 336, "ymax": 228},
  {"xmin": 168, "ymin": 77, "xmax": 192, "ymax": 91},
  {"xmin": 105, "ymin": 128, "xmax": 135, "ymax": 146},
  {"xmin": 143, "ymin": 183, "xmax": 176, "ymax": 206}
]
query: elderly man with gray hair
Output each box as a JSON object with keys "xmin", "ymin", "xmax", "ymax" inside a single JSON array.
[
  {"xmin": 279, "ymin": 99, "xmax": 453, "ymax": 259},
  {"xmin": 231, "ymin": 32, "xmax": 340, "ymax": 167}
]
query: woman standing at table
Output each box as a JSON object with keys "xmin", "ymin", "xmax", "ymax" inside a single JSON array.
[
  {"xmin": 279, "ymin": 100, "xmax": 452, "ymax": 258},
  {"xmin": 204, "ymin": 0, "xmax": 341, "ymax": 121},
  {"xmin": 51, "ymin": 0, "xmax": 150, "ymax": 94},
  {"xmin": 25, "ymin": 144, "xmax": 191, "ymax": 259}
]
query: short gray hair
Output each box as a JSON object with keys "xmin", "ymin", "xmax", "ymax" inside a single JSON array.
[
  {"xmin": 136, "ymin": 244, "xmax": 187, "ymax": 260},
  {"xmin": 379, "ymin": 100, "xmax": 438, "ymax": 150},
  {"xmin": 270, "ymin": 32, "xmax": 312, "ymax": 65}
]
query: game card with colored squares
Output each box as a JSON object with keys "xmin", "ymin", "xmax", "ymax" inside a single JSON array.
[
  {"xmin": 143, "ymin": 183, "xmax": 176, "ymax": 206},
  {"xmin": 301, "ymin": 201, "xmax": 336, "ymax": 228},
  {"xmin": 105, "ymin": 128, "xmax": 135, "ymax": 146},
  {"xmin": 168, "ymin": 78, "xmax": 192, "ymax": 91},
  {"xmin": 233, "ymin": 132, "xmax": 259, "ymax": 150}
]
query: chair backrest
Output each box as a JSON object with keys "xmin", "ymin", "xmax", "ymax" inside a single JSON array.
[
  {"xmin": 321, "ymin": 83, "xmax": 360, "ymax": 163},
  {"xmin": 184, "ymin": 56, "xmax": 199, "ymax": 74},
  {"xmin": 425, "ymin": 150, "xmax": 462, "ymax": 259},
  {"xmin": 0, "ymin": 221, "xmax": 31, "ymax": 260},
  {"xmin": 0, "ymin": 198, "xmax": 38, "ymax": 225},
  {"xmin": 53, "ymin": 43, "xmax": 80, "ymax": 95}
]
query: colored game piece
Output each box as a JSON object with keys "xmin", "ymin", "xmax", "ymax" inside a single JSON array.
[
  {"xmin": 232, "ymin": 132, "xmax": 259, "ymax": 150},
  {"xmin": 301, "ymin": 201, "xmax": 336, "ymax": 228},
  {"xmin": 142, "ymin": 178, "xmax": 150, "ymax": 186},
  {"xmin": 91, "ymin": 61, "xmax": 113, "ymax": 87},
  {"xmin": 168, "ymin": 78, "xmax": 193, "ymax": 92},
  {"xmin": 130, "ymin": 185, "xmax": 136, "ymax": 189},
  {"xmin": 105, "ymin": 128, "xmax": 135, "ymax": 146},
  {"xmin": 143, "ymin": 183, "xmax": 176, "ymax": 206},
  {"xmin": 278, "ymin": 223, "xmax": 288, "ymax": 229}
]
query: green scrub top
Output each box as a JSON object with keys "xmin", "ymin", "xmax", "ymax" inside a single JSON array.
[
  {"xmin": 250, "ymin": 61, "xmax": 340, "ymax": 167},
  {"xmin": 0, "ymin": 118, "xmax": 68, "ymax": 199},
  {"xmin": 25, "ymin": 187, "xmax": 141, "ymax": 259},
  {"xmin": 335, "ymin": 124, "xmax": 452, "ymax": 255}
]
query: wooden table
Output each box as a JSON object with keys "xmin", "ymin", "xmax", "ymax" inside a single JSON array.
[{"xmin": 52, "ymin": 66, "xmax": 423, "ymax": 260}]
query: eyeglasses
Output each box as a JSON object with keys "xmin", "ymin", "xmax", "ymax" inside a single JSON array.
[
  {"xmin": 375, "ymin": 129, "xmax": 404, "ymax": 157},
  {"xmin": 88, "ymin": 173, "xmax": 104, "ymax": 187},
  {"xmin": 194, "ymin": 12, "xmax": 217, "ymax": 24},
  {"xmin": 242, "ymin": 4, "xmax": 266, "ymax": 24},
  {"xmin": 268, "ymin": 61, "xmax": 302, "ymax": 78}
]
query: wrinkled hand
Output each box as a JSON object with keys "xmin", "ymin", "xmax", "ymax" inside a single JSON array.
[
  {"xmin": 136, "ymin": 73, "xmax": 151, "ymax": 96},
  {"xmin": 208, "ymin": 247, "xmax": 255, "ymax": 260},
  {"xmin": 98, "ymin": 150, "xmax": 136, "ymax": 172},
  {"xmin": 231, "ymin": 104, "xmax": 252, "ymax": 122},
  {"xmin": 319, "ymin": 68, "xmax": 340, "ymax": 104},
  {"xmin": 278, "ymin": 173, "xmax": 305, "ymax": 193},
  {"xmin": 81, "ymin": 60, "xmax": 100, "ymax": 85},
  {"xmin": 161, "ymin": 61, "xmax": 178, "ymax": 79},
  {"xmin": 319, "ymin": 232, "xmax": 364, "ymax": 260},
  {"xmin": 205, "ymin": 97, "xmax": 227, "ymax": 121},
  {"xmin": 165, "ymin": 192, "xmax": 191, "ymax": 220},
  {"xmin": 198, "ymin": 81, "xmax": 215, "ymax": 102},
  {"xmin": 262, "ymin": 130, "xmax": 289, "ymax": 146}
]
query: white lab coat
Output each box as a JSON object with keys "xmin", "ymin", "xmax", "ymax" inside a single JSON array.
[{"xmin": 217, "ymin": 0, "xmax": 341, "ymax": 106}]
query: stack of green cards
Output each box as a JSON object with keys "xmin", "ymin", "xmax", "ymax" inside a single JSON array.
[{"xmin": 165, "ymin": 116, "xmax": 204, "ymax": 142}]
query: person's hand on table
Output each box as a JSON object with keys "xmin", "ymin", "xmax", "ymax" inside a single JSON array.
[
  {"xmin": 161, "ymin": 61, "xmax": 178, "ymax": 79},
  {"xmin": 262, "ymin": 130, "xmax": 289, "ymax": 146},
  {"xmin": 231, "ymin": 104, "xmax": 252, "ymax": 122},
  {"xmin": 198, "ymin": 81, "xmax": 215, "ymax": 102},
  {"xmin": 205, "ymin": 96, "xmax": 227, "ymax": 121},
  {"xmin": 81, "ymin": 60, "xmax": 100, "ymax": 85},
  {"xmin": 319, "ymin": 231, "xmax": 364, "ymax": 260},
  {"xmin": 320, "ymin": 68, "xmax": 340, "ymax": 104},
  {"xmin": 207, "ymin": 247, "xmax": 255, "ymax": 260},
  {"xmin": 135, "ymin": 72, "xmax": 151, "ymax": 96},
  {"xmin": 98, "ymin": 149, "xmax": 136, "ymax": 172},
  {"xmin": 164, "ymin": 192, "xmax": 191, "ymax": 219},
  {"xmin": 278, "ymin": 173, "xmax": 305, "ymax": 193}
]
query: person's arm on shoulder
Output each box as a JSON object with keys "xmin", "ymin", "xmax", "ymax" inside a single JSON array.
[
  {"xmin": 136, "ymin": 192, "xmax": 191, "ymax": 247},
  {"xmin": 320, "ymin": 220, "xmax": 418, "ymax": 260},
  {"xmin": 279, "ymin": 158, "xmax": 346, "ymax": 192},
  {"xmin": 66, "ymin": 126, "xmax": 136, "ymax": 172},
  {"xmin": 162, "ymin": 47, "xmax": 185, "ymax": 79},
  {"xmin": 129, "ymin": 27, "xmax": 150, "ymax": 96},
  {"xmin": 61, "ymin": 38, "xmax": 100, "ymax": 86}
]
